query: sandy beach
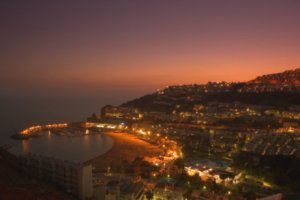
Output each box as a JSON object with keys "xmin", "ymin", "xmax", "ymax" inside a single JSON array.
[{"xmin": 85, "ymin": 132, "xmax": 162, "ymax": 171}]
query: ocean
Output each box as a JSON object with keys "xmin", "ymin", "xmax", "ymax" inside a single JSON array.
[{"xmin": 0, "ymin": 96, "xmax": 117, "ymax": 161}]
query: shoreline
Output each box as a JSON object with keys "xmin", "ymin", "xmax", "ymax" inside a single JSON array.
[
  {"xmin": 9, "ymin": 126, "xmax": 163, "ymax": 172},
  {"xmin": 85, "ymin": 131, "xmax": 163, "ymax": 171}
]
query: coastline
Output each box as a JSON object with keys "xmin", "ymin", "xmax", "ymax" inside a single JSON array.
[
  {"xmin": 9, "ymin": 126, "xmax": 163, "ymax": 171},
  {"xmin": 86, "ymin": 131, "xmax": 163, "ymax": 171}
]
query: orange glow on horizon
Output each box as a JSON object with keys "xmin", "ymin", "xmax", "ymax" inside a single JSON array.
[{"xmin": 1, "ymin": 1, "xmax": 300, "ymax": 96}]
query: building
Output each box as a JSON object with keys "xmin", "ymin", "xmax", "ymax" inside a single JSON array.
[
  {"xmin": 94, "ymin": 180, "xmax": 145, "ymax": 200},
  {"xmin": 86, "ymin": 119, "xmax": 129, "ymax": 130},
  {"xmin": 101, "ymin": 105, "xmax": 142, "ymax": 121},
  {"xmin": 19, "ymin": 154, "xmax": 93, "ymax": 200},
  {"xmin": 152, "ymin": 188, "xmax": 184, "ymax": 200}
]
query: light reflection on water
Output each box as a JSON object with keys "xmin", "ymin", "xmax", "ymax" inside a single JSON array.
[
  {"xmin": 9, "ymin": 132, "xmax": 114, "ymax": 162},
  {"xmin": 21, "ymin": 140, "xmax": 29, "ymax": 154}
]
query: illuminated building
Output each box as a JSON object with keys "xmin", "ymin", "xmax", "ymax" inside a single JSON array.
[
  {"xmin": 86, "ymin": 119, "xmax": 129, "ymax": 130},
  {"xmin": 101, "ymin": 105, "xmax": 142, "ymax": 121}
]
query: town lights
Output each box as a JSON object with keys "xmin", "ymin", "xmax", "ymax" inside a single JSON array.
[
  {"xmin": 20, "ymin": 123, "xmax": 68, "ymax": 135},
  {"xmin": 180, "ymin": 153, "xmax": 184, "ymax": 158},
  {"xmin": 172, "ymin": 152, "xmax": 178, "ymax": 158},
  {"xmin": 138, "ymin": 129, "xmax": 146, "ymax": 135}
]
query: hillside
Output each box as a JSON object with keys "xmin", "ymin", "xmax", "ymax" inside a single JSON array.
[
  {"xmin": 250, "ymin": 68, "xmax": 300, "ymax": 85},
  {"xmin": 122, "ymin": 68, "xmax": 300, "ymax": 112}
]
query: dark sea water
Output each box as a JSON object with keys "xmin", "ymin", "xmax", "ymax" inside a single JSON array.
[
  {"xmin": 9, "ymin": 133, "xmax": 114, "ymax": 162},
  {"xmin": 0, "ymin": 96, "xmax": 119, "ymax": 161}
]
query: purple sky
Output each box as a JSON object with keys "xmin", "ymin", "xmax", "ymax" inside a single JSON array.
[{"xmin": 1, "ymin": 0, "xmax": 300, "ymax": 99}]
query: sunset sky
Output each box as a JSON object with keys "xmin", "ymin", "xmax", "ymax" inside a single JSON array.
[{"xmin": 1, "ymin": 0, "xmax": 300, "ymax": 99}]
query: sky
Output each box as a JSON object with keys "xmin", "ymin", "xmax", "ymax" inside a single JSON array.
[{"xmin": 1, "ymin": 0, "xmax": 300, "ymax": 99}]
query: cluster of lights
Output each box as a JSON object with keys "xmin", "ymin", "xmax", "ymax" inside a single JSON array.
[
  {"xmin": 133, "ymin": 127, "xmax": 182, "ymax": 166},
  {"xmin": 95, "ymin": 123, "xmax": 128, "ymax": 130},
  {"xmin": 136, "ymin": 129, "xmax": 153, "ymax": 136},
  {"xmin": 20, "ymin": 123, "xmax": 68, "ymax": 135},
  {"xmin": 45, "ymin": 123, "xmax": 68, "ymax": 129},
  {"xmin": 185, "ymin": 166, "xmax": 241, "ymax": 185},
  {"xmin": 20, "ymin": 125, "xmax": 42, "ymax": 135}
]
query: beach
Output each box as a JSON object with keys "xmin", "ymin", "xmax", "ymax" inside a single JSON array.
[{"xmin": 86, "ymin": 131, "xmax": 162, "ymax": 170}]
